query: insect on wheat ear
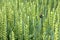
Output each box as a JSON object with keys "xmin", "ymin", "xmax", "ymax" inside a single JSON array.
[{"xmin": 39, "ymin": 13, "xmax": 43, "ymax": 18}]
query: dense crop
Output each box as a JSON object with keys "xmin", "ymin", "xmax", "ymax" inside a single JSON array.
[{"xmin": 0, "ymin": 0, "xmax": 60, "ymax": 40}]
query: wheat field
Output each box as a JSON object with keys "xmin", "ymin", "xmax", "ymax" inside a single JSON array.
[{"xmin": 0, "ymin": 0, "xmax": 60, "ymax": 40}]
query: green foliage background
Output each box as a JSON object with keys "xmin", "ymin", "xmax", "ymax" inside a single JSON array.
[{"xmin": 0, "ymin": 0, "xmax": 60, "ymax": 40}]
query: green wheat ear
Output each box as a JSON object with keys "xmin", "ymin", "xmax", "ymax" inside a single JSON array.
[{"xmin": 9, "ymin": 31, "xmax": 15, "ymax": 40}]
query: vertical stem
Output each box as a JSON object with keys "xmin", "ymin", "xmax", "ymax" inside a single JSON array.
[{"xmin": 40, "ymin": 17, "xmax": 43, "ymax": 40}]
